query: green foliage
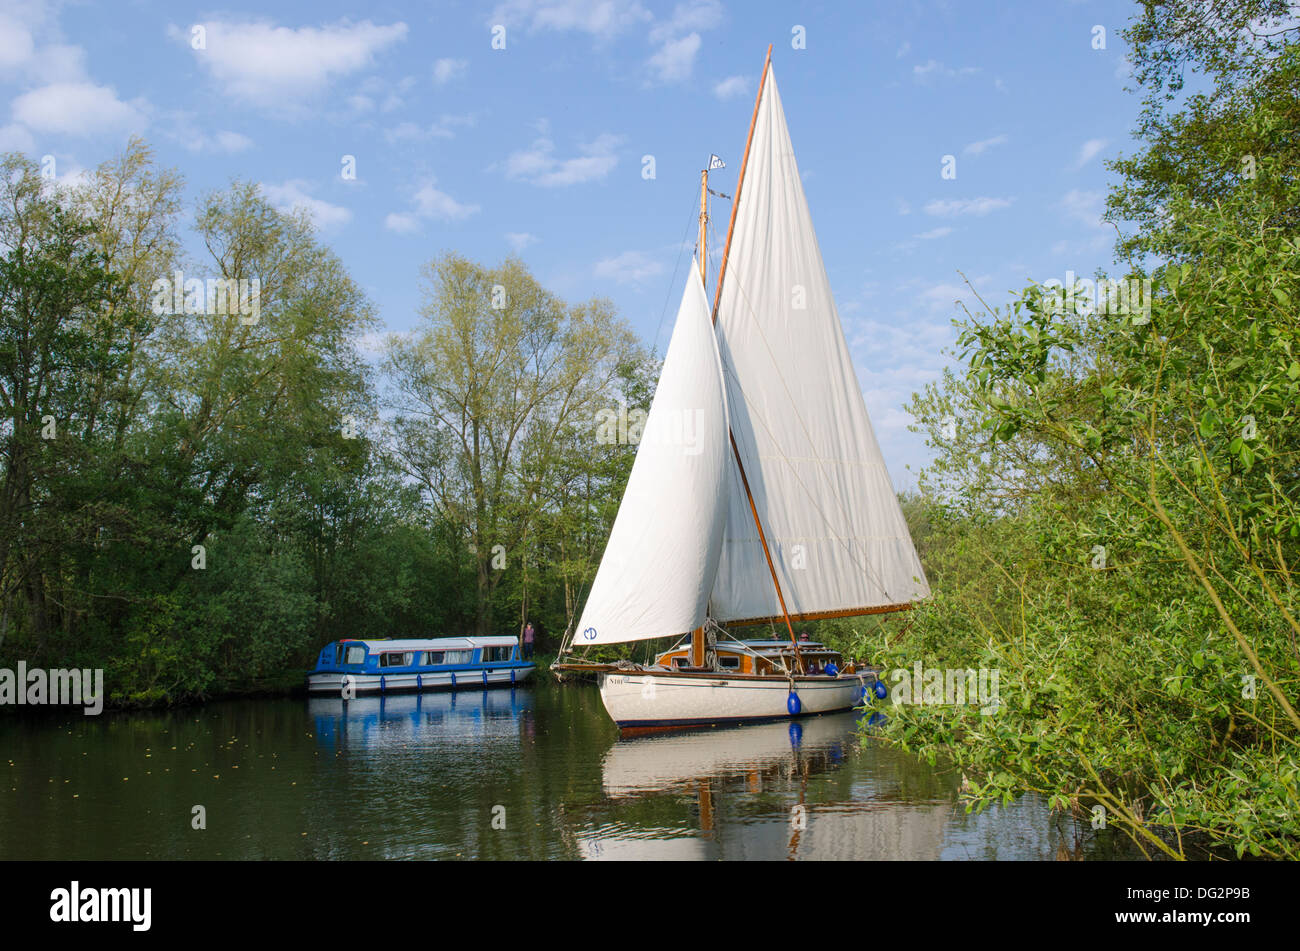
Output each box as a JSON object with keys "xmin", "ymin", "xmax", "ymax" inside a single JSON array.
[
  {"xmin": 0, "ymin": 143, "xmax": 644, "ymax": 706},
  {"xmin": 880, "ymin": 4, "xmax": 1300, "ymax": 858},
  {"xmin": 384, "ymin": 251, "xmax": 650, "ymax": 643}
]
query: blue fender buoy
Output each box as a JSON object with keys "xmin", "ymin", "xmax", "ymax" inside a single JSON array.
[
  {"xmin": 873, "ymin": 680, "xmax": 888, "ymax": 700},
  {"xmin": 511, "ymin": 668, "xmax": 516, "ymax": 685},
  {"xmin": 825, "ymin": 662, "xmax": 838, "ymax": 677},
  {"xmin": 482, "ymin": 668, "xmax": 488, "ymax": 685},
  {"xmin": 787, "ymin": 691, "xmax": 802, "ymax": 716},
  {"xmin": 788, "ymin": 721, "xmax": 803, "ymax": 747},
  {"xmin": 416, "ymin": 674, "xmax": 422, "ymax": 690},
  {"xmin": 379, "ymin": 675, "xmax": 386, "ymax": 694},
  {"xmin": 868, "ymin": 711, "xmax": 887, "ymax": 727},
  {"xmin": 451, "ymin": 671, "xmax": 456, "ymax": 687}
]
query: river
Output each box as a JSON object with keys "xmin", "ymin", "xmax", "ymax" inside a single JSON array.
[{"xmin": 0, "ymin": 678, "xmax": 1129, "ymax": 860}]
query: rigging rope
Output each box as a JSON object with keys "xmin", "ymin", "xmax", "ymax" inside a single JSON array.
[{"xmin": 652, "ymin": 190, "xmax": 703, "ymax": 360}]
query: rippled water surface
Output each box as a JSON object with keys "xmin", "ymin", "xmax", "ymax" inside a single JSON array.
[{"xmin": 0, "ymin": 680, "xmax": 1126, "ymax": 859}]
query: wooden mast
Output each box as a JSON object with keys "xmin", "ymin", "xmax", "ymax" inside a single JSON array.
[
  {"xmin": 708, "ymin": 44, "xmax": 805, "ymax": 674},
  {"xmin": 698, "ymin": 168, "xmax": 708, "ymax": 286},
  {"xmin": 690, "ymin": 163, "xmax": 710, "ymax": 668}
]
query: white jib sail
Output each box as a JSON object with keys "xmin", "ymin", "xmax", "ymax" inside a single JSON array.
[
  {"xmin": 710, "ymin": 68, "xmax": 931, "ymax": 624},
  {"xmin": 574, "ymin": 263, "xmax": 730, "ymax": 646}
]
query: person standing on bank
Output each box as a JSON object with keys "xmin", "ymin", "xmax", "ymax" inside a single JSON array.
[{"xmin": 523, "ymin": 621, "xmax": 536, "ymax": 660}]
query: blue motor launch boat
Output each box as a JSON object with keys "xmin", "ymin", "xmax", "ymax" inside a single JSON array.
[{"xmin": 307, "ymin": 636, "xmax": 534, "ymax": 695}]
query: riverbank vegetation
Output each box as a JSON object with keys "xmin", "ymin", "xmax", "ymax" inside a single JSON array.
[
  {"xmin": 0, "ymin": 145, "xmax": 651, "ymax": 705},
  {"xmin": 857, "ymin": 1, "xmax": 1300, "ymax": 859}
]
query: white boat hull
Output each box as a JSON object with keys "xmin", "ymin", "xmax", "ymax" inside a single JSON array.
[
  {"xmin": 307, "ymin": 666, "xmax": 533, "ymax": 695},
  {"xmin": 598, "ymin": 670, "xmax": 871, "ymax": 729}
]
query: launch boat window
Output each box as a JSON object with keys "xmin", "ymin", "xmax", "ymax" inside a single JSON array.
[
  {"xmin": 425, "ymin": 650, "xmax": 472, "ymax": 666},
  {"xmin": 379, "ymin": 652, "xmax": 414, "ymax": 668},
  {"xmin": 718, "ymin": 655, "xmax": 741, "ymax": 669},
  {"xmin": 482, "ymin": 646, "xmax": 513, "ymax": 662},
  {"xmin": 344, "ymin": 646, "xmax": 367, "ymax": 665}
]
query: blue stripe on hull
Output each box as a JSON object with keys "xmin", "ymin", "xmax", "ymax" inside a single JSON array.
[{"xmin": 307, "ymin": 666, "xmax": 535, "ymax": 694}]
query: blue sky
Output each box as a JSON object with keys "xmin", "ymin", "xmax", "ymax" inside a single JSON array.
[{"xmin": 0, "ymin": 0, "xmax": 1143, "ymax": 487}]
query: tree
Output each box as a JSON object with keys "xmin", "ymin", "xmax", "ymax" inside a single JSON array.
[
  {"xmin": 385, "ymin": 253, "xmax": 644, "ymax": 636},
  {"xmin": 887, "ymin": 0, "xmax": 1300, "ymax": 858}
]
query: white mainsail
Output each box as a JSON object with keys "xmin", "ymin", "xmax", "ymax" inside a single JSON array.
[
  {"xmin": 709, "ymin": 67, "xmax": 930, "ymax": 625},
  {"xmin": 573, "ymin": 264, "xmax": 730, "ymax": 646}
]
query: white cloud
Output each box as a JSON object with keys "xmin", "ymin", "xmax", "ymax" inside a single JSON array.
[
  {"xmin": 0, "ymin": 3, "xmax": 86, "ymax": 81},
  {"xmin": 916, "ymin": 277, "xmax": 989, "ymax": 314},
  {"xmin": 433, "ymin": 58, "xmax": 467, "ymax": 84},
  {"xmin": 895, "ymin": 41, "xmax": 910, "ymax": 59},
  {"xmin": 502, "ymin": 131, "xmax": 622, "ymax": 186},
  {"xmin": 261, "ymin": 180, "xmax": 352, "ymax": 231},
  {"xmin": 0, "ymin": 13, "xmax": 36, "ymax": 71},
  {"xmin": 0, "ymin": 123, "xmax": 35, "ymax": 152},
  {"xmin": 912, "ymin": 59, "xmax": 980, "ymax": 83},
  {"xmin": 172, "ymin": 19, "xmax": 408, "ymax": 113},
  {"xmin": 24, "ymin": 43, "xmax": 86, "ymax": 84},
  {"xmin": 647, "ymin": 1, "xmax": 722, "ymax": 83},
  {"xmin": 595, "ymin": 249, "xmax": 664, "ymax": 284},
  {"xmin": 162, "ymin": 112, "xmax": 253, "ymax": 153},
  {"xmin": 923, "ymin": 196, "xmax": 1012, "ymax": 217},
  {"xmin": 1071, "ymin": 137, "xmax": 1108, "ymax": 170},
  {"xmin": 489, "ymin": 1, "xmax": 718, "ymax": 83},
  {"xmin": 12, "ymin": 82, "xmax": 148, "ymax": 137},
  {"xmin": 411, "ymin": 182, "xmax": 480, "ymax": 220},
  {"xmin": 505, "ymin": 232, "xmax": 538, "ymax": 251},
  {"xmin": 384, "ymin": 213, "xmax": 421, "ymax": 234},
  {"xmin": 345, "ymin": 75, "xmax": 416, "ymax": 115},
  {"xmin": 45, "ymin": 160, "xmax": 91, "ymax": 195},
  {"xmin": 489, "ymin": 0, "xmax": 652, "ymax": 39},
  {"xmin": 893, "ymin": 225, "xmax": 955, "ymax": 254},
  {"xmin": 385, "ymin": 179, "xmax": 480, "ymax": 233},
  {"xmin": 712, "ymin": 74, "xmax": 748, "ymax": 100},
  {"xmin": 1059, "ymin": 188, "xmax": 1105, "ymax": 228},
  {"xmin": 384, "ymin": 114, "xmax": 475, "ymax": 144},
  {"xmin": 648, "ymin": 0, "xmax": 723, "ymax": 42},
  {"xmin": 963, "ymin": 133, "xmax": 1008, "ymax": 156},
  {"xmin": 215, "ymin": 130, "xmax": 254, "ymax": 153},
  {"xmin": 648, "ymin": 31, "xmax": 701, "ymax": 82}
]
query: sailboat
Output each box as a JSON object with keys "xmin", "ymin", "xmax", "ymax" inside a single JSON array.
[{"xmin": 552, "ymin": 47, "xmax": 930, "ymax": 730}]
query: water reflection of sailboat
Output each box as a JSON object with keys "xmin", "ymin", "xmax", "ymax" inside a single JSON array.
[
  {"xmin": 308, "ymin": 688, "xmax": 534, "ymax": 750},
  {"xmin": 579, "ymin": 712, "xmax": 951, "ymax": 860},
  {"xmin": 601, "ymin": 712, "xmax": 856, "ymax": 797}
]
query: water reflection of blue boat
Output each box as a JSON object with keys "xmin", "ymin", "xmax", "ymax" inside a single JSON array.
[{"xmin": 309, "ymin": 688, "xmax": 534, "ymax": 750}]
